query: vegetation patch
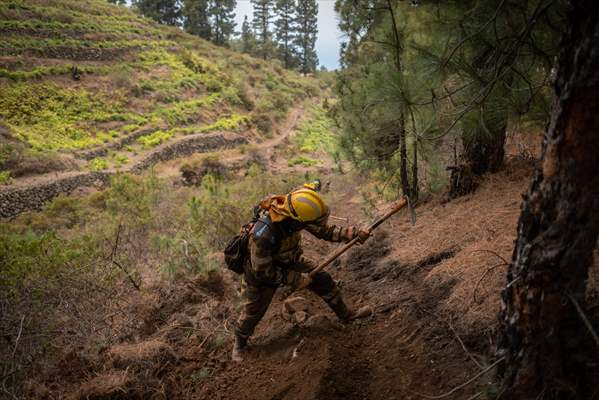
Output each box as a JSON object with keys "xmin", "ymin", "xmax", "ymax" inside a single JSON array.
[
  {"xmin": 154, "ymin": 94, "xmax": 221, "ymax": 127},
  {"xmin": 0, "ymin": 82, "xmax": 136, "ymax": 150},
  {"xmin": 0, "ymin": 170, "xmax": 12, "ymax": 185},
  {"xmin": 138, "ymin": 130, "xmax": 173, "ymax": 147},
  {"xmin": 287, "ymin": 156, "xmax": 318, "ymax": 167},
  {"xmin": 294, "ymin": 105, "xmax": 336, "ymax": 154},
  {"xmin": 199, "ymin": 114, "xmax": 249, "ymax": 133},
  {"xmin": 88, "ymin": 157, "xmax": 108, "ymax": 171}
]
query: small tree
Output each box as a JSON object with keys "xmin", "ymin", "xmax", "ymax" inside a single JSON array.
[
  {"xmin": 183, "ymin": 0, "xmax": 211, "ymax": 39},
  {"xmin": 209, "ymin": 0, "xmax": 236, "ymax": 46},
  {"xmin": 133, "ymin": 0, "xmax": 182, "ymax": 26},
  {"xmin": 241, "ymin": 15, "xmax": 256, "ymax": 54},
  {"xmin": 274, "ymin": 0, "xmax": 297, "ymax": 69},
  {"xmin": 251, "ymin": 0, "xmax": 275, "ymax": 60},
  {"xmin": 293, "ymin": 0, "xmax": 318, "ymax": 74}
]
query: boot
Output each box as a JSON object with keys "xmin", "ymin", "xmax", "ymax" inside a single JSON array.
[
  {"xmin": 347, "ymin": 305, "xmax": 373, "ymax": 321},
  {"xmin": 327, "ymin": 292, "xmax": 373, "ymax": 323},
  {"xmin": 231, "ymin": 334, "xmax": 248, "ymax": 363}
]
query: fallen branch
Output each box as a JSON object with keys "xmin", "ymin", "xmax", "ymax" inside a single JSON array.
[
  {"xmin": 415, "ymin": 305, "xmax": 484, "ymax": 371},
  {"xmin": 568, "ymin": 293, "xmax": 599, "ymax": 350},
  {"xmin": 470, "ymin": 249, "xmax": 509, "ymax": 265},
  {"xmin": 408, "ymin": 356, "xmax": 506, "ymax": 399},
  {"xmin": 11, "ymin": 315, "xmax": 25, "ymax": 360},
  {"xmin": 448, "ymin": 318, "xmax": 483, "ymax": 370},
  {"xmin": 472, "ymin": 262, "xmax": 508, "ymax": 304}
]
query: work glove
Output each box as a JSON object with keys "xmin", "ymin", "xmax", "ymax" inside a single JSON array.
[
  {"xmin": 296, "ymin": 273, "xmax": 313, "ymax": 290},
  {"xmin": 347, "ymin": 227, "xmax": 371, "ymax": 244}
]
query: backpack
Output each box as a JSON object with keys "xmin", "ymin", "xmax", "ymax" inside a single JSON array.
[
  {"xmin": 223, "ymin": 206, "xmax": 261, "ymax": 274},
  {"xmin": 223, "ymin": 223, "xmax": 254, "ymax": 274}
]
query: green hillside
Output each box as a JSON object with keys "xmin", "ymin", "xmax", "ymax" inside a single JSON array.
[{"xmin": 0, "ymin": 0, "xmax": 320, "ymax": 178}]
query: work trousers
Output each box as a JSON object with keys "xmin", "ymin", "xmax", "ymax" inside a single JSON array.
[{"xmin": 235, "ymin": 256, "xmax": 349, "ymax": 339}]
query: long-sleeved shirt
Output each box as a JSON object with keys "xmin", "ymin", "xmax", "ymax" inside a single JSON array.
[{"xmin": 244, "ymin": 213, "xmax": 356, "ymax": 287}]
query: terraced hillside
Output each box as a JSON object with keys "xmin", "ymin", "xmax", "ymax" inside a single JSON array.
[{"xmin": 0, "ymin": 0, "xmax": 321, "ymax": 186}]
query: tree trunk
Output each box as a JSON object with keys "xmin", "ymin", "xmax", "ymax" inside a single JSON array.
[
  {"xmin": 497, "ymin": 1, "xmax": 599, "ymax": 398},
  {"xmin": 462, "ymin": 113, "xmax": 507, "ymax": 176},
  {"xmin": 398, "ymin": 109, "xmax": 409, "ymax": 197},
  {"xmin": 448, "ymin": 108, "xmax": 507, "ymax": 199},
  {"xmin": 411, "ymin": 139, "xmax": 418, "ymax": 202}
]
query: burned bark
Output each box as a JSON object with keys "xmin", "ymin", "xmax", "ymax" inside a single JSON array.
[
  {"xmin": 497, "ymin": 1, "xmax": 599, "ymax": 399},
  {"xmin": 448, "ymin": 112, "xmax": 507, "ymax": 199}
]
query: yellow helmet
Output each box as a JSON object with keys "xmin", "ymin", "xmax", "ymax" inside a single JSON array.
[{"xmin": 286, "ymin": 188, "xmax": 328, "ymax": 222}]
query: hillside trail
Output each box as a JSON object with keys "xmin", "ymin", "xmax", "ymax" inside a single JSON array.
[
  {"xmin": 155, "ymin": 104, "xmax": 306, "ymax": 180},
  {"xmin": 0, "ymin": 105, "xmax": 305, "ymax": 192}
]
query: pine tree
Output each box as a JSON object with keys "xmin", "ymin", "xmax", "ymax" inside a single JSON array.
[
  {"xmin": 183, "ymin": 0, "xmax": 211, "ymax": 39},
  {"xmin": 133, "ymin": 0, "xmax": 182, "ymax": 26},
  {"xmin": 241, "ymin": 15, "xmax": 255, "ymax": 54},
  {"xmin": 274, "ymin": 0, "xmax": 296, "ymax": 69},
  {"xmin": 209, "ymin": 0, "xmax": 236, "ymax": 46},
  {"xmin": 293, "ymin": 0, "xmax": 318, "ymax": 74},
  {"xmin": 251, "ymin": 0, "xmax": 275, "ymax": 60}
]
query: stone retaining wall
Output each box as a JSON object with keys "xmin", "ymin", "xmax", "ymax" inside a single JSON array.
[
  {"xmin": 75, "ymin": 128, "xmax": 159, "ymax": 160},
  {"xmin": 131, "ymin": 132, "xmax": 247, "ymax": 173},
  {"xmin": 0, "ymin": 172, "xmax": 111, "ymax": 218},
  {"xmin": 0, "ymin": 133, "xmax": 247, "ymax": 219}
]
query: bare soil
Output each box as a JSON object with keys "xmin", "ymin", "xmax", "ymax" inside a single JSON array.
[{"xmin": 26, "ymin": 152, "xmax": 598, "ymax": 400}]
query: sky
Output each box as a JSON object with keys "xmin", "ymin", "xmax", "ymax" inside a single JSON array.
[{"xmin": 234, "ymin": 1, "xmax": 343, "ymax": 70}]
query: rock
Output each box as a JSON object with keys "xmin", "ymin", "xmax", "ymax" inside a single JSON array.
[
  {"xmin": 283, "ymin": 296, "xmax": 309, "ymax": 314},
  {"xmin": 294, "ymin": 311, "xmax": 308, "ymax": 324}
]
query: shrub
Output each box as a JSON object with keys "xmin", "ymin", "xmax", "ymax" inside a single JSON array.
[
  {"xmin": 199, "ymin": 115, "xmax": 248, "ymax": 133},
  {"xmin": 89, "ymin": 157, "xmax": 108, "ymax": 171},
  {"xmin": 0, "ymin": 171, "xmax": 11, "ymax": 185},
  {"xmin": 138, "ymin": 130, "xmax": 173, "ymax": 147},
  {"xmin": 288, "ymin": 156, "xmax": 318, "ymax": 167},
  {"xmin": 251, "ymin": 113, "xmax": 272, "ymax": 135}
]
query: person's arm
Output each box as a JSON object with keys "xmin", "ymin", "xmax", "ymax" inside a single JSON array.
[{"xmin": 305, "ymin": 218, "xmax": 369, "ymax": 243}]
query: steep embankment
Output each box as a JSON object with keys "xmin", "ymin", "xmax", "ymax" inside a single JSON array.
[
  {"xmin": 30, "ymin": 157, "xmax": 597, "ymax": 400},
  {"xmin": 0, "ymin": 0, "xmax": 322, "ymax": 215}
]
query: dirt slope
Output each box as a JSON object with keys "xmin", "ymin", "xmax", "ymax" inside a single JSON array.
[{"xmin": 28, "ymin": 156, "xmax": 599, "ymax": 400}]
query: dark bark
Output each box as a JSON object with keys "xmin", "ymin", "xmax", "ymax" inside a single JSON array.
[
  {"xmin": 398, "ymin": 110, "xmax": 409, "ymax": 197},
  {"xmin": 462, "ymin": 117, "xmax": 506, "ymax": 176},
  {"xmin": 449, "ymin": 112, "xmax": 507, "ymax": 199},
  {"xmin": 497, "ymin": 1, "xmax": 599, "ymax": 398},
  {"xmin": 411, "ymin": 139, "xmax": 418, "ymax": 202}
]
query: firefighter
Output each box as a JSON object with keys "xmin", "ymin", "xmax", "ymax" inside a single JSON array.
[{"xmin": 232, "ymin": 183, "xmax": 372, "ymax": 362}]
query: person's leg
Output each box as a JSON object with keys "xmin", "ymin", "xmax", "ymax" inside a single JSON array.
[
  {"xmin": 233, "ymin": 284, "xmax": 276, "ymax": 361},
  {"xmin": 293, "ymin": 256, "xmax": 354, "ymax": 321}
]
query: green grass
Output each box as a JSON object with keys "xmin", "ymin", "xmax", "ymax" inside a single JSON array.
[
  {"xmin": 155, "ymin": 94, "xmax": 221, "ymax": 126},
  {"xmin": 88, "ymin": 157, "xmax": 108, "ymax": 171},
  {"xmin": 199, "ymin": 114, "xmax": 249, "ymax": 133},
  {"xmin": 138, "ymin": 130, "xmax": 173, "ymax": 147},
  {"xmin": 294, "ymin": 105, "xmax": 336, "ymax": 154},
  {"xmin": 0, "ymin": 171, "xmax": 12, "ymax": 185},
  {"xmin": 0, "ymin": 82, "xmax": 138, "ymax": 150},
  {"xmin": 287, "ymin": 156, "xmax": 318, "ymax": 167}
]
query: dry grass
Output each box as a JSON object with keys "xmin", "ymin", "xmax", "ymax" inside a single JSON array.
[
  {"xmin": 107, "ymin": 338, "xmax": 174, "ymax": 368},
  {"xmin": 71, "ymin": 370, "xmax": 131, "ymax": 400},
  {"xmin": 385, "ymin": 159, "xmax": 533, "ymax": 334}
]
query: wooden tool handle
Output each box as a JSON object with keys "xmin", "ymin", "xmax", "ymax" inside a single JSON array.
[{"xmin": 308, "ymin": 197, "xmax": 408, "ymax": 278}]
